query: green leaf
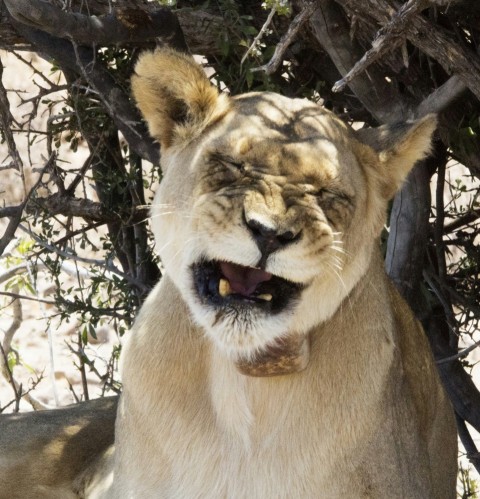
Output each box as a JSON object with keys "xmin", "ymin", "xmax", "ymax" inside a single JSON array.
[
  {"xmin": 89, "ymin": 323, "xmax": 98, "ymax": 340},
  {"xmin": 246, "ymin": 69, "xmax": 254, "ymax": 89},
  {"xmin": 7, "ymin": 351, "xmax": 17, "ymax": 371},
  {"xmin": 81, "ymin": 325, "xmax": 89, "ymax": 345}
]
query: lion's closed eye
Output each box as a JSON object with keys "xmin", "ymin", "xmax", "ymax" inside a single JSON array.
[{"xmin": 314, "ymin": 188, "xmax": 355, "ymax": 227}]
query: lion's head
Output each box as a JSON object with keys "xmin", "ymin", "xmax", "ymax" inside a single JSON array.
[{"xmin": 132, "ymin": 49, "xmax": 436, "ymax": 362}]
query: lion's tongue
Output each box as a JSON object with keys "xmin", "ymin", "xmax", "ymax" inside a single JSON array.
[{"xmin": 219, "ymin": 262, "xmax": 272, "ymax": 296}]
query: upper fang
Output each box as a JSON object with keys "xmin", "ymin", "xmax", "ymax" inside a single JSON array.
[
  {"xmin": 257, "ymin": 293, "xmax": 273, "ymax": 302},
  {"xmin": 219, "ymin": 278, "xmax": 231, "ymax": 297}
]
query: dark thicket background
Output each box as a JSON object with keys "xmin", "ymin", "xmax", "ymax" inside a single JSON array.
[{"xmin": 0, "ymin": 0, "xmax": 479, "ymax": 489}]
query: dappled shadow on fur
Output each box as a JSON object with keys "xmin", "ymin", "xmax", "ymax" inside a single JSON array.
[{"xmin": 0, "ymin": 396, "xmax": 117, "ymax": 498}]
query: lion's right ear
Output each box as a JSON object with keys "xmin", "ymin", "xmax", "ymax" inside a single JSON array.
[
  {"xmin": 355, "ymin": 114, "xmax": 437, "ymax": 199},
  {"xmin": 131, "ymin": 49, "xmax": 230, "ymax": 150}
]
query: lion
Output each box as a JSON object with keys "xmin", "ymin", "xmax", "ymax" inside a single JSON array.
[{"xmin": 0, "ymin": 48, "xmax": 457, "ymax": 498}]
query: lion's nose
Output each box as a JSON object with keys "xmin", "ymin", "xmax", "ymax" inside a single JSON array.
[{"xmin": 245, "ymin": 215, "xmax": 301, "ymax": 262}]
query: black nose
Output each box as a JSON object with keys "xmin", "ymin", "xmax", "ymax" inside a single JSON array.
[{"xmin": 245, "ymin": 217, "xmax": 300, "ymax": 263}]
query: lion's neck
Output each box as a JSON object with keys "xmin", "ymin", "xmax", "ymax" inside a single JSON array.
[
  {"xmin": 207, "ymin": 247, "xmax": 393, "ymax": 449},
  {"xmin": 209, "ymin": 351, "xmax": 254, "ymax": 449}
]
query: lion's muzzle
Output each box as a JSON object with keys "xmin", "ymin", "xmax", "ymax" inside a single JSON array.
[{"xmin": 191, "ymin": 259, "xmax": 302, "ymax": 314}]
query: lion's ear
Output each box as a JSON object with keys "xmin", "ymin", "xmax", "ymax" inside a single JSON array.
[
  {"xmin": 131, "ymin": 49, "xmax": 230, "ymax": 150},
  {"xmin": 355, "ymin": 114, "xmax": 437, "ymax": 199}
]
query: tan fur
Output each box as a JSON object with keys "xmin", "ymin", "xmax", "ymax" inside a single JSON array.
[
  {"xmin": 131, "ymin": 48, "xmax": 230, "ymax": 150},
  {"xmin": 88, "ymin": 49, "xmax": 457, "ymax": 498},
  {"xmin": 93, "ymin": 49, "xmax": 456, "ymax": 498},
  {"xmin": 0, "ymin": 49, "xmax": 455, "ymax": 498},
  {"xmin": 0, "ymin": 397, "xmax": 117, "ymax": 499}
]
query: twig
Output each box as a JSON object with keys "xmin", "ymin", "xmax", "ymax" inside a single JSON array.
[
  {"xmin": 17, "ymin": 224, "xmax": 150, "ymax": 292},
  {"xmin": 456, "ymin": 414, "xmax": 480, "ymax": 475},
  {"xmin": 8, "ymin": 20, "xmax": 160, "ymax": 165},
  {"xmin": 437, "ymin": 339, "xmax": 480, "ymax": 365},
  {"xmin": 0, "ymin": 286, "xmax": 51, "ymax": 410},
  {"xmin": 0, "ymin": 291, "xmax": 56, "ymax": 305},
  {"xmin": 241, "ymin": 6, "xmax": 277, "ymax": 66},
  {"xmin": 11, "ymin": 51, "xmax": 63, "ymax": 89},
  {"xmin": 251, "ymin": 2, "xmax": 318, "ymax": 75},
  {"xmin": 0, "ymin": 56, "xmax": 24, "ymax": 174},
  {"xmin": 433, "ymin": 156, "xmax": 459, "ymax": 348},
  {"xmin": 443, "ymin": 208, "xmax": 480, "ymax": 234},
  {"xmin": 0, "ymin": 257, "xmax": 96, "ymax": 286},
  {"xmin": 0, "ymin": 154, "xmax": 54, "ymax": 257}
]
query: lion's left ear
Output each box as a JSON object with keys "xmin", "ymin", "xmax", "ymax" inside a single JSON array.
[
  {"xmin": 355, "ymin": 114, "xmax": 437, "ymax": 199},
  {"xmin": 131, "ymin": 48, "xmax": 230, "ymax": 150}
]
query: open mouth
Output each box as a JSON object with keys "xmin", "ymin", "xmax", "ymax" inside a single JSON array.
[{"xmin": 192, "ymin": 260, "xmax": 302, "ymax": 314}]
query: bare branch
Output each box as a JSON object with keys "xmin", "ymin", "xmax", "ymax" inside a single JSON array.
[
  {"xmin": 252, "ymin": 2, "xmax": 318, "ymax": 75},
  {"xmin": 3, "ymin": 0, "xmax": 187, "ymax": 48},
  {"xmin": 335, "ymin": 0, "xmax": 480, "ymax": 101},
  {"xmin": 0, "ymin": 154, "xmax": 54, "ymax": 256},
  {"xmin": 443, "ymin": 208, "xmax": 480, "ymax": 233},
  {"xmin": 299, "ymin": 0, "xmax": 411, "ymax": 123},
  {"xmin": 0, "ymin": 55, "xmax": 24, "ymax": 172},
  {"xmin": 1, "ymin": 287, "xmax": 22, "ymax": 356},
  {"xmin": 0, "ymin": 285, "xmax": 52, "ymax": 410},
  {"xmin": 456, "ymin": 415, "xmax": 480, "ymax": 474},
  {"xmin": 0, "ymin": 0, "xmax": 225, "ymax": 55},
  {"xmin": 0, "ymin": 206, "xmax": 22, "ymax": 218},
  {"xmin": 0, "ymin": 208, "xmax": 24, "ymax": 258},
  {"xmin": 31, "ymin": 195, "xmax": 114, "ymax": 223},
  {"xmin": 436, "ymin": 339, "xmax": 480, "ymax": 365},
  {"xmin": 332, "ymin": 0, "xmax": 430, "ymax": 93},
  {"xmin": 18, "ymin": 224, "xmax": 150, "ymax": 293},
  {"xmin": 0, "ymin": 290, "xmax": 56, "ymax": 305},
  {"xmin": 29, "ymin": 193, "xmax": 149, "ymax": 224},
  {"xmin": 8, "ymin": 18, "xmax": 160, "ymax": 165},
  {"xmin": 415, "ymin": 75, "xmax": 467, "ymax": 117}
]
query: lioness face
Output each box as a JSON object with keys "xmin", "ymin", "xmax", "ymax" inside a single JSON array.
[
  {"xmin": 151, "ymin": 93, "xmax": 373, "ymax": 358},
  {"xmin": 132, "ymin": 49, "xmax": 436, "ymax": 360}
]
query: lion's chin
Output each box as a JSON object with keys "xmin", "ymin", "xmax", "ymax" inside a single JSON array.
[
  {"xmin": 187, "ymin": 259, "xmax": 304, "ymax": 358},
  {"xmin": 191, "ymin": 259, "xmax": 303, "ymax": 316}
]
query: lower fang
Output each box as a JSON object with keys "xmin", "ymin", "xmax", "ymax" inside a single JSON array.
[
  {"xmin": 219, "ymin": 278, "xmax": 231, "ymax": 297},
  {"xmin": 257, "ymin": 293, "xmax": 273, "ymax": 302}
]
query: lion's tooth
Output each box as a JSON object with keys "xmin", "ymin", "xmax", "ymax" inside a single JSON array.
[
  {"xmin": 257, "ymin": 293, "xmax": 273, "ymax": 302},
  {"xmin": 219, "ymin": 278, "xmax": 231, "ymax": 297}
]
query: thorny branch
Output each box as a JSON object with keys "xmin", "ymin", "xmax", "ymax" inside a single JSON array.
[
  {"xmin": 335, "ymin": 0, "xmax": 480, "ymax": 100},
  {"xmin": 9, "ymin": 20, "xmax": 160, "ymax": 165},
  {"xmin": 332, "ymin": 0, "xmax": 430, "ymax": 93}
]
